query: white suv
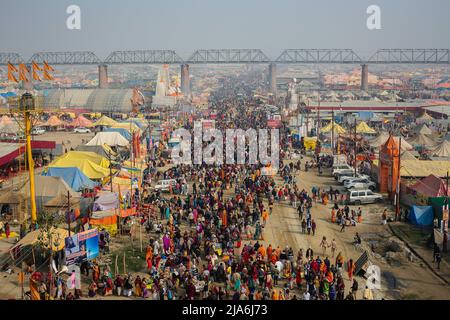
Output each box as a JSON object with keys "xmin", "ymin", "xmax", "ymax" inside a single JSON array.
[{"xmin": 347, "ymin": 189, "xmax": 383, "ymax": 205}]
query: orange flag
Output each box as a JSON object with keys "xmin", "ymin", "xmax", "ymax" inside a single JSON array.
[
  {"xmin": 32, "ymin": 61, "xmax": 42, "ymax": 81},
  {"xmin": 43, "ymin": 61, "xmax": 54, "ymax": 71},
  {"xmin": 18, "ymin": 63, "xmax": 29, "ymax": 82},
  {"xmin": 7, "ymin": 63, "xmax": 18, "ymax": 83},
  {"xmin": 43, "ymin": 69, "xmax": 54, "ymax": 80},
  {"xmin": 43, "ymin": 61, "xmax": 54, "ymax": 80}
]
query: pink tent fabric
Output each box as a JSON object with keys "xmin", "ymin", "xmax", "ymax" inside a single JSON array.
[
  {"xmin": 44, "ymin": 115, "xmax": 66, "ymax": 127},
  {"xmin": 410, "ymin": 174, "xmax": 450, "ymax": 197},
  {"xmin": 70, "ymin": 115, "xmax": 93, "ymax": 127}
]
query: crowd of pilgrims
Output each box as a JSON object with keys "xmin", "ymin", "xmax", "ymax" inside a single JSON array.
[
  {"xmin": 77, "ymin": 161, "xmax": 363, "ymax": 301},
  {"xmin": 28, "ymin": 90, "xmax": 368, "ymax": 300}
]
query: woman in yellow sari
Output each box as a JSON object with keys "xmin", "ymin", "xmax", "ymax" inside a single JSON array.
[{"xmin": 29, "ymin": 275, "xmax": 40, "ymax": 300}]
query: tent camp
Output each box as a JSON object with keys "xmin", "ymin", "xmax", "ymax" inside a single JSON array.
[
  {"xmin": 104, "ymin": 127, "xmax": 132, "ymax": 140},
  {"xmin": 86, "ymin": 132, "xmax": 129, "ymax": 147},
  {"xmin": 321, "ymin": 121, "xmax": 346, "ymax": 134},
  {"xmin": 414, "ymin": 124, "xmax": 433, "ymax": 135},
  {"xmin": 409, "ymin": 206, "xmax": 434, "ymax": 226},
  {"xmin": 356, "ymin": 121, "xmax": 377, "ymax": 134},
  {"xmin": 409, "ymin": 174, "xmax": 450, "ymax": 198},
  {"xmin": 92, "ymin": 115, "xmax": 117, "ymax": 127},
  {"xmin": 407, "ymin": 133, "xmax": 437, "ymax": 148},
  {"xmin": 431, "ymin": 140, "xmax": 450, "ymax": 157},
  {"xmin": 43, "ymin": 167, "xmax": 97, "ymax": 191},
  {"xmin": 0, "ymin": 175, "xmax": 80, "ymax": 220},
  {"xmin": 69, "ymin": 115, "xmax": 93, "ymax": 127},
  {"xmin": 369, "ymin": 133, "xmax": 413, "ymax": 151},
  {"xmin": 49, "ymin": 151, "xmax": 111, "ymax": 179}
]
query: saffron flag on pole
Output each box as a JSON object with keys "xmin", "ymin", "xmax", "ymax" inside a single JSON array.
[
  {"xmin": 18, "ymin": 63, "xmax": 29, "ymax": 82},
  {"xmin": 32, "ymin": 61, "xmax": 42, "ymax": 81},
  {"xmin": 7, "ymin": 63, "xmax": 18, "ymax": 83}
]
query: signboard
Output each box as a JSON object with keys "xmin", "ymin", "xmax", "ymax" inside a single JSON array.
[{"xmin": 65, "ymin": 228, "xmax": 99, "ymax": 266}]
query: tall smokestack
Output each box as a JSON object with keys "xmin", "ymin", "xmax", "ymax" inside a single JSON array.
[
  {"xmin": 361, "ymin": 64, "xmax": 369, "ymax": 91},
  {"xmin": 268, "ymin": 63, "xmax": 277, "ymax": 95},
  {"xmin": 180, "ymin": 64, "xmax": 191, "ymax": 96},
  {"xmin": 98, "ymin": 64, "xmax": 108, "ymax": 89}
]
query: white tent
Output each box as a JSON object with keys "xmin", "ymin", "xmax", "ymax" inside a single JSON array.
[
  {"xmin": 415, "ymin": 124, "xmax": 433, "ymax": 135},
  {"xmin": 407, "ymin": 133, "xmax": 437, "ymax": 147},
  {"xmin": 86, "ymin": 132, "xmax": 129, "ymax": 147},
  {"xmin": 431, "ymin": 140, "xmax": 450, "ymax": 157}
]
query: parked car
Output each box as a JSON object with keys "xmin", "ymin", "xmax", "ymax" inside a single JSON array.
[
  {"xmin": 338, "ymin": 173, "xmax": 370, "ymax": 184},
  {"xmin": 345, "ymin": 178, "xmax": 376, "ymax": 190},
  {"xmin": 31, "ymin": 127, "xmax": 46, "ymax": 135},
  {"xmin": 154, "ymin": 179, "xmax": 177, "ymax": 192},
  {"xmin": 74, "ymin": 127, "xmax": 91, "ymax": 133},
  {"xmin": 346, "ymin": 189, "xmax": 383, "ymax": 205},
  {"xmin": 334, "ymin": 169, "xmax": 356, "ymax": 180},
  {"xmin": 332, "ymin": 164, "xmax": 353, "ymax": 177}
]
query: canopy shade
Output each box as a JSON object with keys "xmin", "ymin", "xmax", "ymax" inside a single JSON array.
[
  {"xmin": 407, "ymin": 133, "xmax": 437, "ymax": 147},
  {"xmin": 369, "ymin": 132, "xmax": 413, "ymax": 151},
  {"xmin": 44, "ymin": 115, "xmax": 66, "ymax": 127},
  {"xmin": 92, "ymin": 115, "xmax": 118, "ymax": 127},
  {"xmin": 49, "ymin": 151, "xmax": 111, "ymax": 179},
  {"xmin": 69, "ymin": 115, "xmax": 93, "ymax": 127},
  {"xmin": 356, "ymin": 121, "xmax": 376, "ymax": 134},
  {"xmin": 431, "ymin": 140, "xmax": 450, "ymax": 157},
  {"xmin": 43, "ymin": 167, "xmax": 98, "ymax": 191},
  {"xmin": 86, "ymin": 132, "xmax": 129, "ymax": 147},
  {"xmin": 409, "ymin": 174, "xmax": 450, "ymax": 198},
  {"xmin": 414, "ymin": 124, "xmax": 433, "ymax": 135},
  {"xmin": 321, "ymin": 121, "xmax": 346, "ymax": 134}
]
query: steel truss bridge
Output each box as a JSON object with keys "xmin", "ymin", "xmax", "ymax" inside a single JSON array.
[{"xmin": 2, "ymin": 49, "xmax": 450, "ymax": 65}]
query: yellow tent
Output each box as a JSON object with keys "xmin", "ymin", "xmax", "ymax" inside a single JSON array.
[
  {"xmin": 49, "ymin": 151, "xmax": 111, "ymax": 179},
  {"xmin": 356, "ymin": 121, "xmax": 376, "ymax": 134},
  {"xmin": 321, "ymin": 121, "xmax": 346, "ymax": 134},
  {"xmin": 92, "ymin": 115, "xmax": 118, "ymax": 127},
  {"xmin": 111, "ymin": 122, "xmax": 140, "ymax": 133},
  {"xmin": 304, "ymin": 137, "xmax": 317, "ymax": 151}
]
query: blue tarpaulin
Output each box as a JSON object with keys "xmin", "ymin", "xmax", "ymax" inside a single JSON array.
[
  {"xmin": 409, "ymin": 206, "xmax": 434, "ymax": 226},
  {"xmin": 104, "ymin": 127, "xmax": 132, "ymax": 140},
  {"xmin": 43, "ymin": 167, "xmax": 98, "ymax": 191}
]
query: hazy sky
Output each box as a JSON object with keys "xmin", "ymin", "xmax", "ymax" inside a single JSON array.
[{"xmin": 1, "ymin": 0, "xmax": 449, "ymax": 60}]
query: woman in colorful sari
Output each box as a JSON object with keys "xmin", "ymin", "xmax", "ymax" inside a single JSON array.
[
  {"xmin": 347, "ymin": 259, "xmax": 355, "ymax": 281},
  {"xmin": 29, "ymin": 272, "xmax": 41, "ymax": 300},
  {"xmin": 134, "ymin": 275, "xmax": 142, "ymax": 297},
  {"xmin": 92, "ymin": 263, "xmax": 100, "ymax": 283}
]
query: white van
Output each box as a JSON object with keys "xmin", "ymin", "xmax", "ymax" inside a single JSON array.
[
  {"xmin": 347, "ymin": 189, "xmax": 383, "ymax": 205},
  {"xmin": 154, "ymin": 179, "xmax": 177, "ymax": 192}
]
